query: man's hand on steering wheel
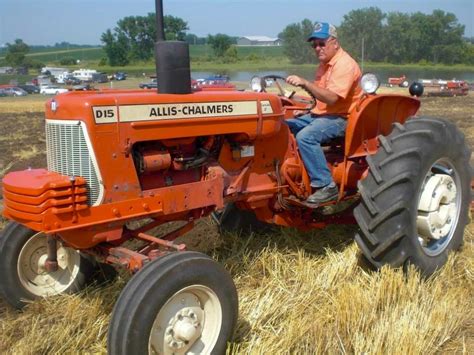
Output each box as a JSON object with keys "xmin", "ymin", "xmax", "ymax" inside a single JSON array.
[
  {"xmin": 286, "ymin": 75, "xmax": 308, "ymax": 88},
  {"xmin": 258, "ymin": 75, "xmax": 317, "ymax": 113}
]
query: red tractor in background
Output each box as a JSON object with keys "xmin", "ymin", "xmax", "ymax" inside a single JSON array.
[
  {"xmin": 0, "ymin": 1, "xmax": 471, "ymax": 354},
  {"xmin": 388, "ymin": 75, "xmax": 409, "ymax": 87}
]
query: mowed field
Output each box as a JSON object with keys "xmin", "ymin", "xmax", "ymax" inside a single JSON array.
[{"xmin": 0, "ymin": 90, "xmax": 473, "ymax": 354}]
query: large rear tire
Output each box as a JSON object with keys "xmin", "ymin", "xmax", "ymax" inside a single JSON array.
[
  {"xmin": 107, "ymin": 251, "xmax": 238, "ymax": 355},
  {"xmin": 354, "ymin": 117, "xmax": 471, "ymax": 276},
  {"xmin": 0, "ymin": 222, "xmax": 95, "ymax": 309}
]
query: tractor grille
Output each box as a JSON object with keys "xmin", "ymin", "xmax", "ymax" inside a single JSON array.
[{"xmin": 46, "ymin": 120, "xmax": 102, "ymax": 206}]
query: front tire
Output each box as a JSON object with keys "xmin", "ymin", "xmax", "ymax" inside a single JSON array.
[
  {"xmin": 108, "ymin": 251, "xmax": 238, "ymax": 355},
  {"xmin": 354, "ymin": 117, "xmax": 471, "ymax": 276},
  {"xmin": 0, "ymin": 222, "xmax": 94, "ymax": 309}
]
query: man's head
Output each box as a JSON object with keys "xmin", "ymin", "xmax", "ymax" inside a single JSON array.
[{"xmin": 308, "ymin": 22, "xmax": 339, "ymax": 63}]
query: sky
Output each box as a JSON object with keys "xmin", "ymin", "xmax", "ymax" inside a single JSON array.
[{"xmin": 0, "ymin": 0, "xmax": 473, "ymax": 46}]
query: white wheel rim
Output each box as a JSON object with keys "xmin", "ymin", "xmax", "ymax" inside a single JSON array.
[
  {"xmin": 17, "ymin": 233, "xmax": 81, "ymax": 297},
  {"xmin": 416, "ymin": 160, "xmax": 461, "ymax": 256},
  {"xmin": 148, "ymin": 285, "xmax": 222, "ymax": 354}
]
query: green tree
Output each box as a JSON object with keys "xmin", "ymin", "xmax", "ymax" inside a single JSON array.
[
  {"xmin": 101, "ymin": 13, "xmax": 189, "ymax": 65},
  {"xmin": 338, "ymin": 7, "xmax": 386, "ymax": 62},
  {"xmin": 207, "ymin": 34, "xmax": 232, "ymax": 57},
  {"xmin": 5, "ymin": 39, "xmax": 29, "ymax": 67},
  {"xmin": 114, "ymin": 13, "xmax": 158, "ymax": 61},
  {"xmin": 101, "ymin": 29, "xmax": 130, "ymax": 66},
  {"xmin": 424, "ymin": 10, "xmax": 465, "ymax": 64},
  {"xmin": 461, "ymin": 43, "xmax": 474, "ymax": 64},
  {"xmin": 280, "ymin": 19, "xmax": 315, "ymax": 64},
  {"xmin": 223, "ymin": 45, "xmax": 239, "ymax": 63},
  {"xmin": 383, "ymin": 12, "xmax": 419, "ymax": 63},
  {"xmin": 164, "ymin": 15, "xmax": 189, "ymax": 41}
]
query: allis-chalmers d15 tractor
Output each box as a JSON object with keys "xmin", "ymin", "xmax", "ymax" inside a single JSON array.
[{"xmin": 0, "ymin": 1, "xmax": 471, "ymax": 354}]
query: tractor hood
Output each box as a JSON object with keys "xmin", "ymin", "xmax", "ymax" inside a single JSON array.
[{"xmin": 45, "ymin": 89, "xmax": 282, "ymax": 129}]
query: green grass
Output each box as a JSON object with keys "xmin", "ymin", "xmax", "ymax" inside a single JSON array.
[{"xmin": 27, "ymin": 47, "xmax": 104, "ymax": 61}]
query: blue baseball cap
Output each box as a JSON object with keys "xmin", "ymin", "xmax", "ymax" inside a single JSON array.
[{"xmin": 307, "ymin": 22, "xmax": 338, "ymax": 41}]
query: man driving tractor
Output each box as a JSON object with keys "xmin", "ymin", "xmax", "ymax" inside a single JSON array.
[{"xmin": 286, "ymin": 22, "xmax": 362, "ymax": 205}]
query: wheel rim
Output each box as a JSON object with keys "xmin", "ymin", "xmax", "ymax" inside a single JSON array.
[
  {"xmin": 416, "ymin": 159, "xmax": 462, "ymax": 256},
  {"xmin": 148, "ymin": 285, "xmax": 222, "ymax": 354},
  {"xmin": 17, "ymin": 233, "xmax": 81, "ymax": 296}
]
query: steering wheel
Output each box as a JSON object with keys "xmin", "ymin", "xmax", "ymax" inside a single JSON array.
[{"xmin": 260, "ymin": 75, "xmax": 317, "ymax": 112}]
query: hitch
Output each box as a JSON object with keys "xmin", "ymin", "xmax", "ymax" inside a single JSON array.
[{"xmin": 99, "ymin": 219, "xmax": 192, "ymax": 272}]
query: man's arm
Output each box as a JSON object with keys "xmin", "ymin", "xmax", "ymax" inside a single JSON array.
[{"xmin": 286, "ymin": 75, "xmax": 339, "ymax": 105}]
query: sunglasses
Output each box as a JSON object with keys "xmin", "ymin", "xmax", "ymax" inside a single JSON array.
[{"xmin": 311, "ymin": 40, "xmax": 330, "ymax": 48}]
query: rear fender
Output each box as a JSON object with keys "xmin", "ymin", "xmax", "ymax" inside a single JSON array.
[{"xmin": 345, "ymin": 94, "xmax": 420, "ymax": 158}]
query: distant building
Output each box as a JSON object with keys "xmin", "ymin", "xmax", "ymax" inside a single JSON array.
[{"xmin": 237, "ymin": 36, "xmax": 282, "ymax": 46}]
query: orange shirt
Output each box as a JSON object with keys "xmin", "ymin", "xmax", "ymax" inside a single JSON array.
[{"xmin": 312, "ymin": 48, "xmax": 362, "ymax": 116}]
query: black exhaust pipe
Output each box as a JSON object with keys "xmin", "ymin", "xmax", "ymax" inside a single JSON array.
[{"xmin": 154, "ymin": 0, "xmax": 191, "ymax": 94}]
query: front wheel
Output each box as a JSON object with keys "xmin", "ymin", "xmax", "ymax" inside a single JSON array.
[
  {"xmin": 0, "ymin": 222, "xmax": 94, "ymax": 309},
  {"xmin": 108, "ymin": 251, "xmax": 238, "ymax": 354},
  {"xmin": 354, "ymin": 117, "xmax": 471, "ymax": 276}
]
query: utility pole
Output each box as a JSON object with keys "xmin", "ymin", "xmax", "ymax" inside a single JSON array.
[{"xmin": 361, "ymin": 37, "xmax": 365, "ymax": 72}]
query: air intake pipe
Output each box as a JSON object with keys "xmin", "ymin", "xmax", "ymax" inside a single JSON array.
[{"xmin": 155, "ymin": 0, "xmax": 191, "ymax": 94}]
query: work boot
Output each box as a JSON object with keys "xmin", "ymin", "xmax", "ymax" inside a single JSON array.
[{"xmin": 306, "ymin": 183, "xmax": 338, "ymax": 204}]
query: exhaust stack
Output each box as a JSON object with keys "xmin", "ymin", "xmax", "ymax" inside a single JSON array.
[{"xmin": 154, "ymin": 0, "xmax": 191, "ymax": 94}]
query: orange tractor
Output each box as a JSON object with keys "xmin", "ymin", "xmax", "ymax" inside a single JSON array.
[{"xmin": 0, "ymin": 2, "xmax": 471, "ymax": 354}]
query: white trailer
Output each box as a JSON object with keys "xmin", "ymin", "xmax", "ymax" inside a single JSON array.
[{"xmin": 72, "ymin": 69, "xmax": 97, "ymax": 81}]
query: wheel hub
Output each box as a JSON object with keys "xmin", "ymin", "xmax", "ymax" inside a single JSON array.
[
  {"xmin": 17, "ymin": 233, "xmax": 81, "ymax": 296},
  {"xmin": 165, "ymin": 307, "xmax": 203, "ymax": 351},
  {"xmin": 417, "ymin": 174, "xmax": 457, "ymax": 241},
  {"xmin": 149, "ymin": 285, "xmax": 222, "ymax": 355}
]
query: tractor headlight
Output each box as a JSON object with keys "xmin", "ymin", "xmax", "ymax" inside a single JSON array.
[
  {"xmin": 250, "ymin": 76, "xmax": 265, "ymax": 92},
  {"xmin": 360, "ymin": 73, "xmax": 380, "ymax": 94}
]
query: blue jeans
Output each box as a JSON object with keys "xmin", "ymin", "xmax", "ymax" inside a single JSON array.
[{"xmin": 285, "ymin": 114, "xmax": 347, "ymax": 188}]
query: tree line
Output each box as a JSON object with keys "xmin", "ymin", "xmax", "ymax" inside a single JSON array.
[
  {"xmin": 281, "ymin": 8, "xmax": 474, "ymax": 65},
  {"xmin": 3, "ymin": 7, "xmax": 473, "ymax": 68},
  {"xmin": 100, "ymin": 13, "xmax": 240, "ymax": 66}
]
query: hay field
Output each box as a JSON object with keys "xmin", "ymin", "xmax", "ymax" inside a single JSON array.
[{"xmin": 0, "ymin": 91, "xmax": 473, "ymax": 354}]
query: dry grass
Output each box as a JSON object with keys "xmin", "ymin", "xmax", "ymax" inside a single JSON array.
[
  {"xmin": 0, "ymin": 96, "xmax": 46, "ymax": 113},
  {"xmin": 0, "ymin": 92, "xmax": 473, "ymax": 354},
  {"xmin": 0, "ymin": 223, "xmax": 472, "ymax": 354}
]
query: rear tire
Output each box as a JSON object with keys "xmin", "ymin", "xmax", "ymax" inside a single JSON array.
[
  {"xmin": 354, "ymin": 117, "xmax": 471, "ymax": 276},
  {"xmin": 108, "ymin": 251, "xmax": 238, "ymax": 355},
  {"xmin": 0, "ymin": 222, "xmax": 95, "ymax": 309}
]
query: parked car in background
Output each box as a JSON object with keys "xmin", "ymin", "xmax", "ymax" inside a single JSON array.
[
  {"xmin": 91, "ymin": 72, "xmax": 108, "ymax": 83},
  {"xmin": 18, "ymin": 84, "xmax": 40, "ymax": 94},
  {"xmin": 139, "ymin": 78, "xmax": 157, "ymax": 89},
  {"xmin": 64, "ymin": 76, "xmax": 82, "ymax": 85},
  {"xmin": 3, "ymin": 87, "xmax": 28, "ymax": 96},
  {"xmin": 0, "ymin": 89, "xmax": 7, "ymax": 97},
  {"xmin": 114, "ymin": 72, "xmax": 127, "ymax": 81},
  {"xmin": 40, "ymin": 85, "xmax": 69, "ymax": 95}
]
